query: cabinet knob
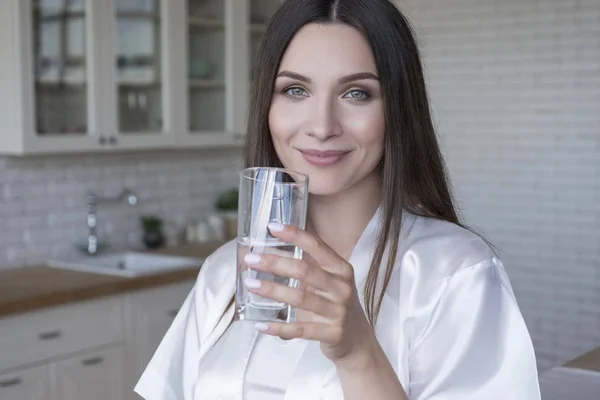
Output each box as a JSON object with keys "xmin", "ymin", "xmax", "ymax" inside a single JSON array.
[
  {"xmin": 38, "ymin": 329, "xmax": 62, "ymax": 340},
  {"xmin": 0, "ymin": 377, "xmax": 22, "ymax": 388},
  {"xmin": 98, "ymin": 136, "xmax": 107, "ymax": 145},
  {"xmin": 109, "ymin": 136, "xmax": 118, "ymax": 145},
  {"xmin": 82, "ymin": 356, "xmax": 104, "ymax": 366},
  {"xmin": 168, "ymin": 309, "xmax": 179, "ymax": 318}
]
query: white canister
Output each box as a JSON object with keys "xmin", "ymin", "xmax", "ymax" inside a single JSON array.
[
  {"xmin": 207, "ymin": 214, "xmax": 225, "ymax": 240},
  {"xmin": 195, "ymin": 220, "xmax": 213, "ymax": 243},
  {"xmin": 186, "ymin": 220, "xmax": 198, "ymax": 243}
]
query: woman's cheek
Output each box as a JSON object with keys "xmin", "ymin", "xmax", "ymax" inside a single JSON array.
[
  {"xmin": 268, "ymin": 98, "xmax": 304, "ymax": 167},
  {"xmin": 269, "ymin": 98, "xmax": 301, "ymax": 141},
  {"xmin": 339, "ymin": 101, "xmax": 385, "ymax": 145}
]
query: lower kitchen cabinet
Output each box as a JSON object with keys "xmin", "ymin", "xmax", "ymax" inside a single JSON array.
[
  {"xmin": 124, "ymin": 280, "xmax": 196, "ymax": 399},
  {"xmin": 0, "ymin": 364, "xmax": 50, "ymax": 400},
  {"xmin": 49, "ymin": 345, "xmax": 126, "ymax": 400},
  {"xmin": 0, "ymin": 278, "xmax": 196, "ymax": 400}
]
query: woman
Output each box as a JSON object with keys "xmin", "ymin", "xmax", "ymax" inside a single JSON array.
[{"xmin": 135, "ymin": 0, "xmax": 541, "ymax": 399}]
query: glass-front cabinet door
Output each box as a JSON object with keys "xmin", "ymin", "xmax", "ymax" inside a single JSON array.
[
  {"xmin": 115, "ymin": 0, "xmax": 163, "ymax": 134},
  {"xmin": 187, "ymin": 0, "xmax": 226, "ymax": 132},
  {"xmin": 102, "ymin": 0, "xmax": 174, "ymax": 149},
  {"xmin": 249, "ymin": 0, "xmax": 281, "ymax": 81},
  {"xmin": 176, "ymin": 0, "xmax": 248, "ymax": 147},
  {"xmin": 18, "ymin": 0, "xmax": 103, "ymax": 153},
  {"xmin": 178, "ymin": 0, "xmax": 282, "ymax": 147},
  {"xmin": 33, "ymin": 0, "xmax": 87, "ymax": 135}
]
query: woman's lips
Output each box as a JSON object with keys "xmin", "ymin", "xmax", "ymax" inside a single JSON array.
[{"xmin": 298, "ymin": 149, "xmax": 350, "ymax": 166}]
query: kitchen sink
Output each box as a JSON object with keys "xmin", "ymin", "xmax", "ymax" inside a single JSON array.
[{"xmin": 46, "ymin": 251, "xmax": 205, "ymax": 278}]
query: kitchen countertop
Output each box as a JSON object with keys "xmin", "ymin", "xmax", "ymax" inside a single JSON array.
[
  {"xmin": 0, "ymin": 241, "xmax": 228, "ymax": 318},
  {"xmin": 565, "ymin": 346, "xmax": 600, "ymax": 372},
  {"xmin": 538, "ymin": 346, "xmax": 600, "ymax": 399}
]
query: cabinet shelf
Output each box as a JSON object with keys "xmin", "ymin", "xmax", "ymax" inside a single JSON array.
[
  {"xmin": 250, "ymin": 23, "xmax": 268, "ymax": 34},
  {"xmin": 189, "ymin": 16, "xmax": 224, "ymax": 29},
  {"xmin": 35, "ymin": 10, "xmax": 85, "ymax": 21},
  {"xmin": 34, "ymin": 10, "xmax": 160, "ymax": 21},
  {"xmin": 116, "ymin": 11, "xmax": 159, "ymax": 20},
  {"xmin": 35, "ymin": 80, "xmax": 86, "ymax": 89},
  {"xmin": 118, "ymin": 81, "xmax": 161, "ymax": 88},
  {"xmin": 189, "ymin": 79, "xmax": 225, "ymax": 89}
]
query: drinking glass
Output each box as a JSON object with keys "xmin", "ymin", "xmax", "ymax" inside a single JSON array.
[{"xmin": 235, "ymin": 167, "xmax": 309, "ymax": 323}]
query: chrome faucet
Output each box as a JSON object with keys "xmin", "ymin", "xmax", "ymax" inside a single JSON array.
[{"xmin": 78, "ymin": 188, "xmax": 139, "ymax": 255}]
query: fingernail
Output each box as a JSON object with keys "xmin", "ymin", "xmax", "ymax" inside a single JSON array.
[
  {"xmin": 254, "ymin": 322, "xmax": 269, "ymax": 332},
  {"xmin": 244, "ymin": 278, "xmax": 262, "ymax": 289},
  {"xmin": 268, "ymin": 222, "xmax": 285, "ymax": 232},
  {"xmin": 244, "ymin": 253, "xmax": 261, "ymax": 265}
]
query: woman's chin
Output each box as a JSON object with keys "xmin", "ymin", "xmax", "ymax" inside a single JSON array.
[{"xmin": 307, "ymin": 180, "xmax": 346, "ymax": 197}]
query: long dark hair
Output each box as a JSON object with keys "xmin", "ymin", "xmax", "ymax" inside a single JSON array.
[{"xmin": 244, "ymin": 0, "xmax": 461, "ymax": 326}]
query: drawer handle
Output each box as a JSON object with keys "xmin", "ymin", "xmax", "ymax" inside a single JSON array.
[
  {"xmin": 82, "ymin": 356, "xmax": 104, "ymax": 366},
  {"xmin": 0, "ymin": 377, "xmax": 22, "ymax": 387},
  {"xmin": 38, "ymin": 330, "xmax": 62, "ymax": 340},
  {"xmin": 168, "ymin": 309, "xmax": 179, "ymax": 317}
]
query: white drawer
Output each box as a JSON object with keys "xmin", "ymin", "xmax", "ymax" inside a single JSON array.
[
  {"xmin": 49, "ymin": 345, "xmax": 126, "ymax": 400},
  {"xmin": 0, "ymin": 364, "xmax": 50, "ymax": 400},
  {"xmin": 0, "ymin": 296, "xmax": 124, "ymax": 372}
]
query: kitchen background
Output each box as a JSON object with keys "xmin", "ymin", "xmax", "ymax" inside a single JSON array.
[{"xmin": 0, "ymin": 0, "xmax": 598, "ymax": 388}]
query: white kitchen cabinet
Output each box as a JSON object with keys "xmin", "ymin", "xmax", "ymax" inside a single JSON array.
[
  {"xmin": 49, "ymin": 345, "xmax": 126, "ymax": 400},
  {"xmin": 0, "ymin": 0, "xmax": 283, "ymax": 155},
  {"xmin": 124, "ymin": 280, "xmax": 195, "ymax": 396},
  {"xmin": 0, "ymin": 279, "xmax": 197, "ymax": 400},
  {"xmin": 0, "ymin": 295, "xmax": 125, "ymax": 399},
  {"xmin": 0, "ymin": 295, "xmax": 125, "ymax": 372},
  {"xmin": 0, "ymin": 365, "xmax": 50, "ymax": 400}
]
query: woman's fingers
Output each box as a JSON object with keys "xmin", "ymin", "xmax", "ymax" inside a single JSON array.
[
  {"xmin": 244, "ymin": 252, "xmax": 348, "ymax": 299},
  {"xmin": 255, "ymin": 321, "xmax": 344, "ymax": 344},
  {"xmin": 266, "ymin": 223, "xmax": 354, "ymax": 281},
  {"xmin": 244, "ymin": 277, "xmax": 346, "ymax": 320}
]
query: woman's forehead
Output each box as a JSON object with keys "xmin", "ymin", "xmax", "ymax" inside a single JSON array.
[{"xmin": 278, "ymin": 23, "xmax": 378, "ymax": 77}]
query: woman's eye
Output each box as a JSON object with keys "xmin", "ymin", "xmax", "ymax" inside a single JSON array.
[
  {"xmin": 344, "ymin": 89, "xmax": 370, "ymax": 101},
  {"xmin": 284, "ymin": 87, "xmax": 308, "ymax": 97}
]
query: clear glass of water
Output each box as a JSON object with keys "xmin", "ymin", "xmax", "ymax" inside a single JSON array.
[{"xmin": 235, "ymin": 167, "xmax": 309, "ymax": 323}]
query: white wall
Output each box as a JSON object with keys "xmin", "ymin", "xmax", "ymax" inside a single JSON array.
[
  {"xmin": 0, "ymin": 149, "xmax": 244, "ymax": 268},
  {"xmin": 398, "ymin": 0, "xmax": 600, "ymax": 371}
]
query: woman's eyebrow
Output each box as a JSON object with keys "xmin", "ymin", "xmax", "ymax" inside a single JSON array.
[
  {"xmin": 338, "ymin": 72, "xmax": 379, "ymax": 84},
  {"xmin": 275, "ymin": 71, "xmax": 379, "ymax": 84},
  {"xmin": 276, "ymin": 71, "xmax": 312, "ymax": 83}
]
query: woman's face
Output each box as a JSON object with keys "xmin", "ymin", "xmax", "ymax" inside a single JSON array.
[{"xmin": 268, "ymin": 23, "xmax": 385, "ymax": 196}]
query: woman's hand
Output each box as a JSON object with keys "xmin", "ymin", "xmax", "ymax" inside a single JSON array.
[{"xmin": 243, "ymin": 222, "xmax": 376, "ymax": 366}]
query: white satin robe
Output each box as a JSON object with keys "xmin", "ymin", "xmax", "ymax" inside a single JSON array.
[{"xmin": 134, "ymin": 208, "xmax": 542, "ymax": 400}]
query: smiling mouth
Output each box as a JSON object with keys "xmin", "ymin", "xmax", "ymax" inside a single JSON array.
[{"xmin": 297, "ymin": 149, "xmax": 350, "ymax": 166}]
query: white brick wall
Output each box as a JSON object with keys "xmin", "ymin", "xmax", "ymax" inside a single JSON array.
[
  {"xmin": 398, "ymin": 0, "xmax": 600, "ymax": 371},
  {"xmin": 0, "ymin": 149, "xmax": 244, "ymax": 268}
]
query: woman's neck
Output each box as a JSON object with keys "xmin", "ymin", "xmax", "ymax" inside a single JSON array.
[{"xmin": 306, "ymin": 171, "xmax": 382, "ymax": 261}]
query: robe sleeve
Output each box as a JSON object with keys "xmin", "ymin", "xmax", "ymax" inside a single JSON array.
[{"xmin": 407, "ymin": 258, "xmax": 541, "ymax": 399}]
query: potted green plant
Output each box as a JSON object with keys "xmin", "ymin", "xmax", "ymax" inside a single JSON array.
[
  {"xmin": 215, "ymin": 188, "xmax": 238, "ymax": 239},
  {"xmin": 140, "ymin": 215, "xmax": 165, "ymax": 249}
]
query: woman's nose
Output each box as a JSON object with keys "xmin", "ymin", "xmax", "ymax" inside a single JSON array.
[{"xmin": 305, "ymin": 98, "xmax": 342, "ymax": 140}]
